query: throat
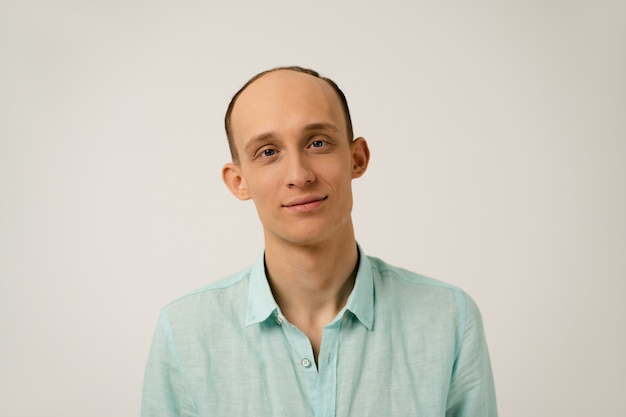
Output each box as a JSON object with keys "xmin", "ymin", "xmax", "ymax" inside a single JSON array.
[
  {"xmin": 263, "ymin": 240, "xmax": 360, "ymax": 366},
  {"xmin": 286, "ymin": 312, "xmax": 335, "ymax": 366}
]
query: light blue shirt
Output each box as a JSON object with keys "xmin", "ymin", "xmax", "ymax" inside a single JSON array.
[{"xmin": 141, "ymin": 247, "xmax": 497, "ymax": 416}]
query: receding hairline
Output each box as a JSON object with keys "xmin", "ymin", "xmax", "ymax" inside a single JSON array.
[{"xmin": 224, "ymin": 66, "xmax": 354, "ymax": 162}]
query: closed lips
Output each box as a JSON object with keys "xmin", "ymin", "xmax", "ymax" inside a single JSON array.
[{"xmin": 283, "ymin": 196, "xmax": 327, "ymax": 207}]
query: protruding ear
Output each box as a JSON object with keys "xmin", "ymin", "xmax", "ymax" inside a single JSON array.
[
  {"xmin": 222, "ymin": 163, "xmax": 251, "ymax": 200},
  {"xmin": 351, "ymin": 137, "xmax": 370, "ymax": 178}
]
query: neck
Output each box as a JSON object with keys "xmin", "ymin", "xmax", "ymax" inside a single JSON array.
[
  {"xmin": 263, "ymin": 223, "xmax": 359, "ymax": 363},
  {"xmin": 263, "ymin": 227, "xmax": 359, "ymax": 321}
]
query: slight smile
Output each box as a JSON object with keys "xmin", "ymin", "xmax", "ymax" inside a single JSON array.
[{"xmin": 282, "ymin": 196, "xmax": 328, "ymax": 212}]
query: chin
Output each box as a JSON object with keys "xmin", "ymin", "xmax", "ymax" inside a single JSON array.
[
  {"xmin": 270, "ymin": 217, "xmax": 351, "ymax": 247},
  {"xmin": 279, "ymin": 231, "xmax": 331, "ymax": 247}
]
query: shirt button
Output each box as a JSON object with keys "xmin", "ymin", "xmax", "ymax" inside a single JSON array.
[
  {"xmin": 275, "ymin": 315, "xmax": 284, "ymax": 325},
  {"xmin": 301, "ymin": 358, "xmax": 312, "ymax": 368}
]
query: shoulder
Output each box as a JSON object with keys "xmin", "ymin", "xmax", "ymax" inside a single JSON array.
[
  {"xmin": 368, "ymin": 255, "xmax": 462, "ymax": 292},
  {"xmin": 160, "ymin": 265, "xmax": 253, "ymax": 320},
  {"xmin": 367, "ymin": 255, "xmax": 474, "ymax": 316}
]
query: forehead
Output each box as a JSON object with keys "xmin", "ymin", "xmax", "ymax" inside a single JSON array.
[{"xmin": 229, "ymin": 70, "xmax": 346, "ymax": 144}]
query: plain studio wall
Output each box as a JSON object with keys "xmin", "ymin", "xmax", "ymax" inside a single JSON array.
[{"xmin": 1, "ymin": 1, "xmax": 624, "ymax": 416}]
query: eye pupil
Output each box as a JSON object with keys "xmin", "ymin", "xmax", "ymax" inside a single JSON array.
[
  {"xmin": 312, "ymin": 141, "xmax": 323, "ymax": 147},
  {"xmin": 263, "ymin": 149, "xmax": 275, "ymax": 157}
]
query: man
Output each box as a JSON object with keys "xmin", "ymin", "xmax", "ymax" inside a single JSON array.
[{"xmin": 141, "ymin": 66, "xmax": 498, "ymax": 416}]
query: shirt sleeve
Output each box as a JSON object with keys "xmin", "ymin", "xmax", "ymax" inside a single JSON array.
[
  {"xmin": 141, "ymin": 310, "xmax": 199, "ymax": 417},
  {"xmin": 446, "ymin": 293, "xmax": 498, "ymax": 417}
]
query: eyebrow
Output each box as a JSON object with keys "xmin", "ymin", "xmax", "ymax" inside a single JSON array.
[
  {"xmin": 244, "ymin": 132, "xmax": 276, "ymax": 155},
  {"xmin": 243, "ymin": 122, "xmax": 340, "ymax": 154},
  {"xmin": 302, "ymin": 122, "xmax": 340, "ymax": 133}
]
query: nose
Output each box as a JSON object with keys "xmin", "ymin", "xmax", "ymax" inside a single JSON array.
[{"xmin": 284, "ymin": 152, "xmax": 315, "ymax": 188}]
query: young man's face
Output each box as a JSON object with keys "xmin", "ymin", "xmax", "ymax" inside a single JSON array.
[{"xmin": 223, "ymin": 70, "xmax": 369, "ymax": 247}]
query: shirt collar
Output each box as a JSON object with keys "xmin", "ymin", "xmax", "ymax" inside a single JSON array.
[
  {"xmin": 245, "ymin": 251, "xmax": 278, "ymax": 327},
  {"xmin": 344, "ymin": 245, "xmax": 374, "ymax": 330},
  {"xmin": 245, "ymin": 244, "xmax": 374, "ymax": 330}
]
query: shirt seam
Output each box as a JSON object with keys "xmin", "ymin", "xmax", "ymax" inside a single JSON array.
[
  {"xmin": 160, "ymin": 308, "xmax": 200, "ymax": 413},
  {"xmin": 371, "ymin": 261, "xmax": 462, "ymax": 292},
  {"xmin": 454, "ymin": 291, "xmax": 468, "ymax": 365},
  {"xmin": 163, "ymin": 270, "xmax": 252, "ymax": 309}
]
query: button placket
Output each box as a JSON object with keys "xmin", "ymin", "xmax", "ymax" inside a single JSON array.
[{"xmin": 277, "ymin": 314, "xmax": 317, "ymax": 372}]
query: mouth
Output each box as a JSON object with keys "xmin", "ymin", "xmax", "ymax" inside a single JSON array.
[{"xmin": 282, "ymin": 195, "xmax": 328, "ymax": 210}]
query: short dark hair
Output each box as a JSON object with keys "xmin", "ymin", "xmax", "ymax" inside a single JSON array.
[{"xmin": 224, "ymin": 66, "xmax": 354, "ymax": 162}]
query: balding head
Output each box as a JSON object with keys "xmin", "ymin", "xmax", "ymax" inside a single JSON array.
[{"xmin": 224, "ymin": 66, "xmax": 354, "ymax": 162}]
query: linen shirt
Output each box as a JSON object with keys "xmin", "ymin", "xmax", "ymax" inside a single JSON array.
[{"xmin": 141, "ymin": 248, "xmax": 498, "ymax": 417}]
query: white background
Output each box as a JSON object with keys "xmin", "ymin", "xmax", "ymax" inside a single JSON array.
[{"xmin": 1, "ymin": 1, "xmax": 624, "ymax": 416}]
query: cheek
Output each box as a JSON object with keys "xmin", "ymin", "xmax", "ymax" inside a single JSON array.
[
  {"xmin": 329, "ymin": 165, "xmax": 355, "ymax": 187},
  {"xmin": 245, "ymin": 176, "xmax": 279, "ymax": 207}
]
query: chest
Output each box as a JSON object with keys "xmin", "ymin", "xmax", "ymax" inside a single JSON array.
[{"xmin": 179, "ymin": 314, "xmax": 456, "ymax": 417}]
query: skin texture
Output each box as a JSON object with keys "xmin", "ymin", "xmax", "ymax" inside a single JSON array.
[{"xmin": 222, "ymin": 69, "xmax": 370, "ymax": 361}]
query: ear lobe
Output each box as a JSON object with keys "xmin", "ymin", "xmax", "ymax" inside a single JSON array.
[
  {"xmin": 222, "ymin": 163, "xmax": 251, "ymax": 200},
  {"xmin": 351, "ymin": 137, "xmax": 370, "ymax": 178}
]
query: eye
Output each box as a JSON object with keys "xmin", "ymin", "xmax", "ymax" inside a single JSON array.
[
  {"xmin": 310, "ymin": 140, "xmax": 325, "ymax": 148},
  {"xmin": 262, "ymin": 149, "xmax": 276, "ymax": 157}
]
